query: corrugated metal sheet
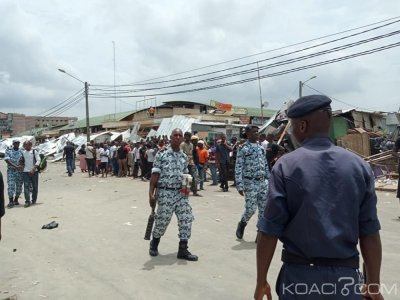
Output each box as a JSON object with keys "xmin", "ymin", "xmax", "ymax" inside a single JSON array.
[
  {"xmin": 110, "ymin": 129, "xmax": 131, "ymax": 142},
  {"xmin": 0, "ymin": 136, "xmax": 36, "ymax": 156},
  {"xmin": 147, "ymin": 115, "xmax": 197, "ymax": 138},
  {"xmin": 128, "ymin": 122, "xmax": 142, "ymax": 142},
  {"xmin": 386, "ymin": 113, "xmax": 400, "ymax": 125}
]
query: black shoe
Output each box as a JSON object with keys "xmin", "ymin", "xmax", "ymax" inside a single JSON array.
[
  {"xmin": 14, "ymin": 196, "xmax": 20, "ymax": 205},
  {"xmin": 193, "ymin": 193, "xmax": 203, "ymax": 197},
  {"xmin": 7, "ymin": 202, "xmax": 14, "ymax": 209},
  {"xmin": 177, "ymin": 241, "xmax": 198, "ymax": 261},
  {"xmin": 236, "ymin": 221, "xmax": 247, "ymax": 239},
  {"xmin": 223, "ymin": 188, "xmax": 229, "ymax": 192},
  {"xmin": 149, "ymin": 238, "xmax": 160, "ymax": 257},
  {"xmin": 24, "ymin": 202, "xmax": 31, "ymax": 208},
  {"xmin": 209, "ymin": 183, "xmax": 218, "ymax": 186}
]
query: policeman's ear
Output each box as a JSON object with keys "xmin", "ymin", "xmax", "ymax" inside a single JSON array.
[{"xmin": 299, "ymin": 120, "xmax": 308, "ymax": 133}]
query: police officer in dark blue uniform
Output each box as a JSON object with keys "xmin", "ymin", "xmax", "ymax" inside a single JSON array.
[
  {"xmin": 393, "ymin": 132, "xmax": 400, "ymax": 202},
  {"xmin": 254, "ymin": 95, "xmax": 383, "ymax": 300},
  {"xmin": 0, "ymin": 171, "xmax": 5, "ymax": 241}
]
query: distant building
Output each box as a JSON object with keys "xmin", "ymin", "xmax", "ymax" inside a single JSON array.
[
  {"xmin": 58, "ymin": 100, "xmax": 276, "ymax": 137},
  {"xmin": 0, "ymin": 112, "xmax": 77, "ymax": 137}
]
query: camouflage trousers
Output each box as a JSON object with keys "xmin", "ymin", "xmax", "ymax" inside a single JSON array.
[
  {"xmin": 152, "ymin": 189, "xmax": 194, "ymax": 240},
  {"xmin": 241, "ymin": 178, "xmax": 268, "ymax": 224},
  {"xmin": 188, "ymin": 165, "xmax": 199, "ymax": 193},
  {"xmin": 7, "ymin": 169, "xmax": 23, "ymax": 199}
]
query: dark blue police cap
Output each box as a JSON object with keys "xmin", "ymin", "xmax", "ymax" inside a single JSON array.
[
  {"xmin": 244, "ymin": 124, "xmax": 259, "ymax": 132},
  {"xmin": 287, "ymin": 95, "xmax": 332, "ymax": 118}
]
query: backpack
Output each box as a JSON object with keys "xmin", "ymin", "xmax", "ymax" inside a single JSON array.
[{"xmin": 33, "ymin": 150, "xmax": 47, "ymax": 173}]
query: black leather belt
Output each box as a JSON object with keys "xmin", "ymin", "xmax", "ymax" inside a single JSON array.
[
  {"xmin": 281, "ymin": 250, "xmax": 359, "ymax": 268},
  {"xmin": 244, "ymin": 176, "xmax": 264, "ymax": 180}
]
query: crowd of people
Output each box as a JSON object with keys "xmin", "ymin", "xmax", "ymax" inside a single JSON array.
[
  {"xmin": 63, "ymin": 134, "xmax": 242, "ymax": 189},
  {"xmin": 62, "ymin": 130, "xmax": 286, "ymax": 197},
  {"xmin": 2, "ymin": 94, "xmax": 397, "ymax": 299}
]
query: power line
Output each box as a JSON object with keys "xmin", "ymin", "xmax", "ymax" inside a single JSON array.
[
  {"xmin": 89, "ymin": 42, "xmax": 400, "ymax": 99},
  {"xmin": 42, "ymin": 92, "xmax": 84, "ymax": 117},
  {"xmin": 43, "ymin": 96, "xmax": 84, "ymax": 117},
  {"xmin": 36, "ymin": 88, "xmax": 84, "ymax": 116},
  {"xmin": 113, "ymin": 15, "xmax": 400, "ymax": 85},
  {"xmin": 303, "ymin": 84, "xmax": 377, "ymax": 112},
  {"xmin": 90, "ymin": 30, "xmax": 400, "ymax": 95},
  {"xmin": 93, "ymin": 18, "xmax": 400, "ymax": 89}
]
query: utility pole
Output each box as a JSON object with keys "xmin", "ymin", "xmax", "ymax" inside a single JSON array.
[
  {"xmin": 299, "ymin": 81, "xmax": 303, "ymax": 98},
  {"xmin": 85, "ymin": 81, "xmax": 90, "ymax": 142},
  {"xmin": 299, "ymin": 76, "xmax": 317, "ymax": 98},
  {"xmin": 113, "ymin": 41, "xmax": 116, "ymax": 120},
  {"xmin": 257, "ymin": 61, "xmax": 264, "ymax": 124},
  {"xmin": 58, "ymin": 68, "xmax": 91, "ymax": 142}
]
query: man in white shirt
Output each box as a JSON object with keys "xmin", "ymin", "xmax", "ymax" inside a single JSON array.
[
  {"xmin": 22, "ymin": 141, "xmax": 40, "ymax": 207},
  {"xmin": 259, "ymin": 133, "xmax": 269, "ymax": 151},
  {"xmin": 109, "ymin": 141, "xmax": 118, "ymax": 176},
  {"xmin": 144, "ymin": 143, "xmax": 156, "ymax": 180},
  {"xmin": 86, "ymin": 141, "xmax": 96, "ymax": 177},
  {"xmin": 132, "ymin": 142, "xmax": 141, "ymax": 178},
  {"xmin": 99, "ymin": 143, "xmax": 110, "ymax": 177}
]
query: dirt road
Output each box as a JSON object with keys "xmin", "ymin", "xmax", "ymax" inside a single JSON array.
[{"xmin": 0, "ymin": 161, "xmax": 399, "ymax": 299}]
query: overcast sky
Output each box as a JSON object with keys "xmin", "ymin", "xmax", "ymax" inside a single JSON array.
[{"xmin": 1, "ymin": 0, "xmax": 400, "ymax": 119}]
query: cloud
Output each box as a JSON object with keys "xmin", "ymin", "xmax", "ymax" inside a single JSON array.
[{"xmin": 1, "ymin": 0, "xmax": 399, "ymax": 119}]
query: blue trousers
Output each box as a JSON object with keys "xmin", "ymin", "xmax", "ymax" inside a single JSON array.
[
  {"xmin": 208, "ymin": 163, "xmax": 218, "ymax": 185},
  {"xmin": 66, "ymin": 158, "xmax": 74, "ymax": 176},
  {"xmin": 112, "ymin": 157, "xmax": 119, "ymax": 176},
  {"xmin": 23, "ymin": 172, "xmax": 39, "ymax": 204},
  {"xmin": 276, "ymin": 263, "xmax": 363, "ymax": 299}
]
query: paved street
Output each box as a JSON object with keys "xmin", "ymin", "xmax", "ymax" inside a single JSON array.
[{"xmin": 0, "ymin": 162, "xmax": 399, "ymax": 300}]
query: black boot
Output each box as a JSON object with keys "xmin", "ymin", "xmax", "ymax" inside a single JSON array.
[
  {"xmin": 14, "ymin": 195, "xmax": 20, "ymax": 205},
  {"xmin": 149, "ymin": 238, "xmax": 160, "ymax": 256},
  {"xmin": 236, "ymin": 221, "xmax": 247, "ymax": 239},
  {"xmin": 177, "ymin": 240, "xmax": 198, "ymax": 261},
  {"xmin": 7, "ymin": 197, "xmax": 14, "ymax": 208}
]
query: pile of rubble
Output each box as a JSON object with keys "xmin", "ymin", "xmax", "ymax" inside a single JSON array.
[{"xmin": 0, "ymin": 128, "xmax": 140, "ymax": 161}]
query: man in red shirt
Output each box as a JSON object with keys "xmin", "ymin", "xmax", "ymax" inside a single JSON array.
[{"xmin": 197, "ymin": 140, "xmax": 209, "ymax": 190}]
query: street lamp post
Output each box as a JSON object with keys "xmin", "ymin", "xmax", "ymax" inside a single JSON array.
[
  {"xmin": 299, "ymin": 75, "xmax": 317, "ymax": 98},
  {"xmin": 58, "ymin": 69, "xmax": 91, "ymax": 142}
]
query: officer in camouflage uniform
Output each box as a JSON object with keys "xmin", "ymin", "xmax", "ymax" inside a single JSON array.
[
  {"xmin": 4, "ymin": 140, "xmax": 24, "ymax": 208},
  {"xmin": 148, "ymin": 128, "xmax": 198, "ymax": 261},
  {"xmin": 235, "ymin": 125, "xmax": 270, "ymax": 240}
]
